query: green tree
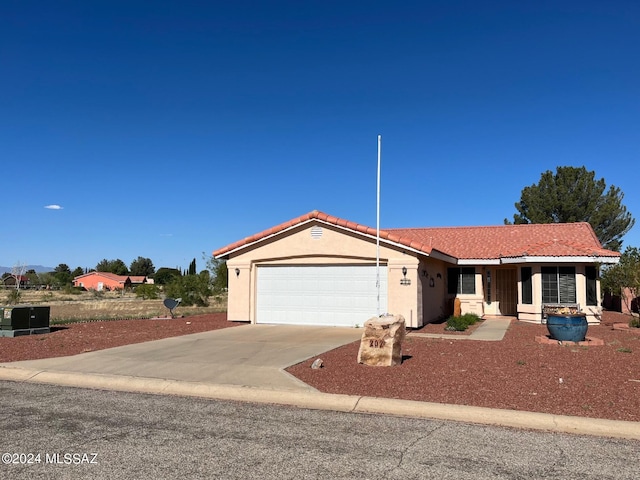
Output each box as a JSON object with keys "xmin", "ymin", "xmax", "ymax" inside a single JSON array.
[
  {"xmin": 135, "ymin": 283, "xmax": 160, "ymax": 300},
  {"xmin": 204, "ymin": 254, "xmax": 228, "ymax": 294},
  {"xmin": 601, "ymin": 246, "xmax": 640, "ymax": 316},
  {"xmin": 38, "ymin": 272, "xmax": 56, "ymax": 288},
  {"xmin": 71, "ymin": 266, "xmax": 84, "ymax": 279},
  {"xmin": 130, "ymin": 256, "xmax": 155, "ymax": 276},
  {"xmin": 95, "ymin": 259, "xmax": 129, "ymax": 275},
  {"xmin": 25, "ymin": 269, "xmax": 40, "ymax": 287},
  {"xmin": 506, "ymin": 166, "xmax": 634, "ymax": 251},
  {"xmin": 213, "ymin": 260, "xmax": 228, "ymax": 294},
  {"xmin": 53, "ymin": 263, "xmax": 72, "ymax": 286},
  {"xmin": 188, "ymin": 258, "xmax": 197, "ymax": 275},
  {"xmin": 153, "ymin": 267, "xmax": 181, "ymax": 285},
  {"xmin": 164, "ymin": 271, "xmax": 212, "ymax": 307}
]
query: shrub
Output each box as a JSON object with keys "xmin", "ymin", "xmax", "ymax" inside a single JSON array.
[
  {"xmin": 135, "ymin": 284, "xmax": 159, "ymax": 300},
  {"xmin": 61, "ymin": 285, "xmax": 84, "ymax": 295},
  {"xmin": 5, "ymin": 289, "xmax": 22, "ymax": 305},
  {"xmin": 164, "ymin": 272, "xmax": 212, "ymax": 307},
  {"xmin": 629, "ymin": 316, "xmax": 640, "ymax": 329},
  {"xmin": 90, "ymin": 289, "xmax": 105, "ymax": 299},
  {"xmin": 445, "ymin": 313, "xmax": 481, "ymax": 331}
]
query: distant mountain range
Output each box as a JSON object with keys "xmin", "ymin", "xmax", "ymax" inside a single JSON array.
[{"xmin": 0, "ymin": 265, "xmax": 54, "ymax": 275}]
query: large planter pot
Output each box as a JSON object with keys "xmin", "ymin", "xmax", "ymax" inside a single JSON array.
[{"xmin": 546, "ymin": 313, "xmax": 588, "ymax": 342}]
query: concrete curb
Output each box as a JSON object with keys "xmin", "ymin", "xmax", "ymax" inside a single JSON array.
[{"xmin": 1, "ymin": 366, "xmax": 638, "ymax": 441}]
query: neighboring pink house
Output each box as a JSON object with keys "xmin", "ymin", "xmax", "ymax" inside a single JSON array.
[
  {"xmin": 73, "ymin": 272, "xmax": 148, "ymax": 291},
  {"xmin": 214, "ymin": 210, "xmax": 621, "ymax": 327}
]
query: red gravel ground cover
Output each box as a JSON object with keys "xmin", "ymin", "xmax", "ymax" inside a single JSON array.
[
  {"xmin": 1, "ymin": 311, "xmax": 639, "ymax": 422},
  {"xmin": 0, "ymin": 313, "xmax": 236, "ymax": 362},
  {"xmin": 287, "ymin": 311, "xmax": 640, "ymax": 422}
]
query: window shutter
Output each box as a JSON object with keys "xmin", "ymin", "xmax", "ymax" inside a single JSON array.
[
  {"xmin": 586, "ymin": 266, "xmax": 597, "ymax": 306},
  {"xmin": 558, "ymin": 267, "xmax": 576, "ymax": 303}
]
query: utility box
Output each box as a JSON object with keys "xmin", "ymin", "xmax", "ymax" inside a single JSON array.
[
  {"xmin": 1, "ymin": 306, "xmax": 50, "ymax": 335},
  {"xmin": 28, "ymin": 306, "xmax": 51, "ymax": 328}
]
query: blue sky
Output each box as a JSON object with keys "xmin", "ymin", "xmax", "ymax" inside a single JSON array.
[{"xmin": 1, "ymin": 0, "xmax": 638, "ymax": 271}]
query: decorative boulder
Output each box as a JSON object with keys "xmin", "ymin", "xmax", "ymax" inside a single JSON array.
[{"xmin": 357, "ymin": 315, "xmax": 406, "ymax": 366}]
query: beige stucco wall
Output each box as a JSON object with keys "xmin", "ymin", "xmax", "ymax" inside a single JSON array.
[
  {"xmin": 447, "ymin": 269, "xmax": 485, "ymax": 317},
  {"xmin": 223, "ymin": 221, "xmax": 426, "ymax": 328},
  {"xmin": 448, "ymin": 264, "xmax": 603, "ymax": 324},
  {"xmin": 419, "ymin": 258, "xmax": 448, "ymax": 323},
  {"xmin": 222, "ymin": 219, "xmax": 606, "ymax": 327},
  {"xmin": 516, "ymin": 264, "xmax": 602, "ymax": 324}
]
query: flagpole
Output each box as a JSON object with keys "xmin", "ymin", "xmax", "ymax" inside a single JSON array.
[{"xmin": 376, "ymin": 134, "xmax": 381, "ymax": 317}]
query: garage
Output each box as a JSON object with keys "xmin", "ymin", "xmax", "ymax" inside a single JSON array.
[{"xmin": 256, "ymin": 265, "xmax": 388, "ymax": 327}]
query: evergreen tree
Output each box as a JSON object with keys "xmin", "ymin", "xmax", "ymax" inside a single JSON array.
[
  {"xmin": 506, "ymin": 166, "xmax": 634, "ymax": 251},
  {"xmin": 130, "ymin": 256, "xmax": 155, "ymax": 276},
  {"xmin": 53, "ymin": 263, "xmax": 72, "ymax": 285},
  {"xmin": 71, "ymin": 266, "xmax": 84, "ymax": 279},
  {"xmin": 188, "ymin": 258, "xmax": 197, "ymax": 275},
  {"xmin": 153, "ymin": 267, "xmax": 182, "ymax": 285},
  {"xmin": 95, "ymin": 259, "xmax": 129, "ymax": 275}
]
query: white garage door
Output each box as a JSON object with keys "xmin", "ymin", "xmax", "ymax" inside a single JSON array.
[{"xmin": 256, "ymin": 265, "xmax": 388, "ymax": 327}]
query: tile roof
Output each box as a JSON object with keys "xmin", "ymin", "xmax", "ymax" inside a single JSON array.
[
  {"xmin": 213, "ymin": 210, "xmax": 434, "ymax": 258},
  {"xmin": 73, "ymin": 272, "xmax": 129, "ymax": 282},
  {"xmin": 213, "ymin": 210, "xmax": 620, "ymax": 262},
  {"xmin": 388, "ymin": 223, "xmax": 618, "ymax": 260}
]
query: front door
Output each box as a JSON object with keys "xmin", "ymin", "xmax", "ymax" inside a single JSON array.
[{"xmin": 495, "ymin": 269, "xmax": 517, "ymax": 315}]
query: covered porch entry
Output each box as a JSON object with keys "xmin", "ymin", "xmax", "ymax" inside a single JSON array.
[{"xmin": 485, "ymin": 267, "xmax": 518, "ymax": 316}]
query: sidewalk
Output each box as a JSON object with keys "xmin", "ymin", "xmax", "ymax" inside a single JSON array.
[{"xmin": 409, "ymin": 316, "xmax": 512, "ymax": 341}]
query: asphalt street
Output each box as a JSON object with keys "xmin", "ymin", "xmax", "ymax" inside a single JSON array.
[{"xmin": 1, "ymin": 382, "xmax": 638, "ymax": 479}]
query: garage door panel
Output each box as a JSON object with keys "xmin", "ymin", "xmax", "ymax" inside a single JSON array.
[{"xmin": 256, "ymin": 266, "xmax": 387, "ymax": 327}]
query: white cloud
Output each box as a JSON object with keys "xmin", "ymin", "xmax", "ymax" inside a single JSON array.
[{"xmin": 44, "ymin": 204, "xmax": 63, "ymax": 210}]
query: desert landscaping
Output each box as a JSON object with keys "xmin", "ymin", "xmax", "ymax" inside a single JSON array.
[{"xmin": 1, "ymin": 290, "xmax": 638, "ymax": 424}]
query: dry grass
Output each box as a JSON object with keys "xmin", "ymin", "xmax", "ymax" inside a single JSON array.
[{"xmin": 1, "ymin": 289, "xmax": 227, "ymax": 323}]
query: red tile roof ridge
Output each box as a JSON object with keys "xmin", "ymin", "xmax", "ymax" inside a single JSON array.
[
  {"xmin": 213, "ymin": 210, "xmax": 433, "ymax": 257},
  {"xmin": 75, "ymin": 271, "xmax": 128, "ymax": 281},
  {"xmin": 213, "ymin": 212, "xmax": 617, "ymax": 260},
  {"xmin": 387, "ymin": 222, "xmax": 594, "ymax": 231}
]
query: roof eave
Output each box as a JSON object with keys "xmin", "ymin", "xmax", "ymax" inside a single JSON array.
[
  {"xmin": 500, "ymin": 255, "xmax": 620, "ymax": 264},
  {"xmin": 457, "ymin": 259, "xmax": 501, "ymax": 265}
]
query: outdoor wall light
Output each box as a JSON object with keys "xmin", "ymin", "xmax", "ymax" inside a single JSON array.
[
  {"xmin": 235, "ymin": 268, "xmax": 240, "ymax": 277},
  {"xmin": 400, "ymin": 266, "xmax": 411, "ymax": 286}
]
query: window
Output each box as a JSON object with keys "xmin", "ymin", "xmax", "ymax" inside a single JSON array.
[
  {"xmin": 541, "ymin": 266, "xmax": 576, "ymax": 303},
  {"xmin": 447, "ymin": 267, "xmax": 475, "ymax": 294},
  {"xmin": 521, "ymin": 267, "xmax": 532, "ymax": 304},
  {"xmin": 586, "ymin": 266, "xmax": 597, "ymax": 306}
]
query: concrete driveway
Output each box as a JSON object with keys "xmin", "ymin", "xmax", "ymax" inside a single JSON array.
[{"xmin": 1, "ymin": 324, "xmax": 363, "ymax": 391}]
